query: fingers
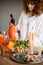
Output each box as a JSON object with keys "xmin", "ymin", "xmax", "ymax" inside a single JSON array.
[
  {"xmin": 28, "ymin": 32, "xmax": 35, "ymax": 41},
  {"xmin": 28, "ymin": 32, "xmax": 35, "ymax": 54}
]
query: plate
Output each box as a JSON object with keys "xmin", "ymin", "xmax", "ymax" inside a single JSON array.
[
  {"xmin": 10, "ymin": 53, "xmax": 43, "ymax": 64},
  {"xmin": 10, "ymin": 53, "xmax": 28, "ymax": 64}
]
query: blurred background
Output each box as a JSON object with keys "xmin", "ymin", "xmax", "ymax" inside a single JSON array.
[
  {"xmin": 0, "ymin": 0, "xmax": 43, "ymax": 32},
  {"xmin": 0, "ymin": 0, "xmax": 23, "ymax": 31}
]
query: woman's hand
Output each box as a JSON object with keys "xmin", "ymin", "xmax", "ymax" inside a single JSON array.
[
  {"xmin": 28, "ymin": 32, "xmax": 35, "ymax": 54},
  {"xmin": 28, "ymin": 32, "xmax": 35, "ymax": 41}
]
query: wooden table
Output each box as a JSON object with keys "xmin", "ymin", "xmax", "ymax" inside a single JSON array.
[{"xmin": 0, "ymin": 56, "xmax": 43, "ymax": 65}]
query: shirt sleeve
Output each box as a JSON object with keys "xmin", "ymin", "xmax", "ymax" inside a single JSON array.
[
  {"xmin": 39, "ymin": 15, "xmax": 43, "ymax": 44},
  {"xmin": 36, "ymin": 14, "xmax": 43, "ymax": 45}
]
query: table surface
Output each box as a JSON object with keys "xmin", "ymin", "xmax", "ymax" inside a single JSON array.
[{"xmin": 0, "ymin": 56, "xmax": 43, "ymax": 65}]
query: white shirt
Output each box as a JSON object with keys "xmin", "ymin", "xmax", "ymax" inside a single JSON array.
[
  {"xmin": 18, "ymin": 11, "xmax": 28, "ymax": 40},
  {"xmin": 34, "ymin": 13, "xmax": 43, "ymax": 47},
  {"xmin": 18, "ymin": 11, "xmax": 43, "ymax": 47}
]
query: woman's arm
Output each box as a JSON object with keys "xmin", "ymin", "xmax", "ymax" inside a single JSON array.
[{"xmin": 35, "ymin": 14, "xmax": 43, "ymax": 45}]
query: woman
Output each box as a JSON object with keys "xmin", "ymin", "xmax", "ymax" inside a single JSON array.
[{"xmin": 18, "ymin": 0, "xmax": 43, "ymax": 61}]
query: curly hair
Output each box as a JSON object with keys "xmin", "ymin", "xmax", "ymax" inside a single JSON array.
[{"xmin": 23, "ymin": 0, "xmax": 41, "ymax": 15}]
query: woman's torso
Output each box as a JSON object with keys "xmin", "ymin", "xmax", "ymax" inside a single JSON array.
[{"xmin": 19, "ymin": 11, "xmax": 38, "ymax": 40}]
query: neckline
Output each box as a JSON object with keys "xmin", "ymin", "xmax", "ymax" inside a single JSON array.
[
  {"xmin": 25, "ymin": 13, "xmax": 35, "ymax": 19},
  {"xmin": 27, "ymin": 15, "xmax": 35, "ymax": 20}
]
